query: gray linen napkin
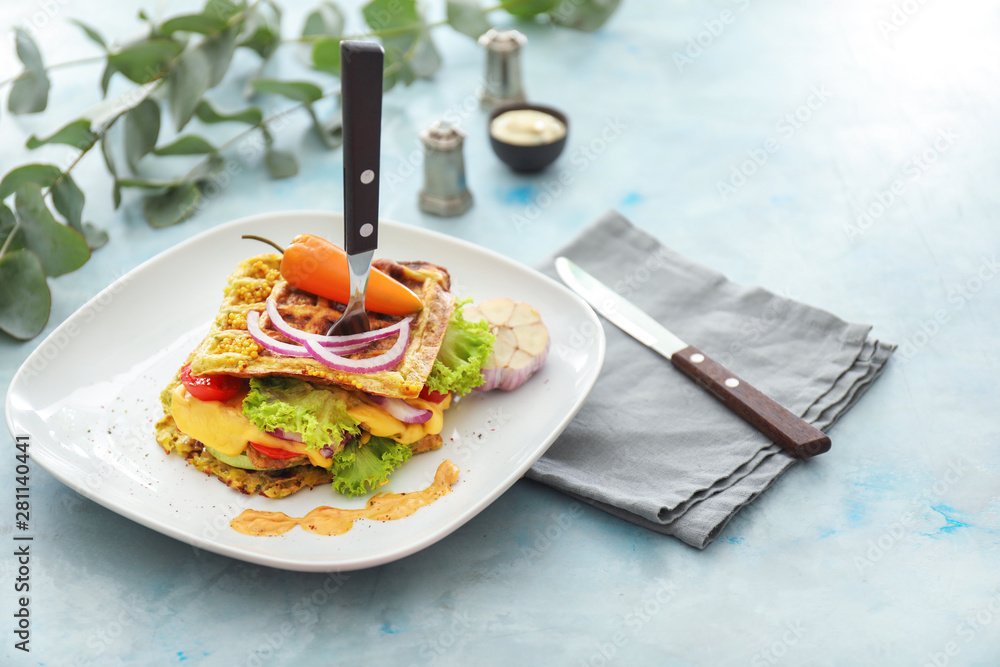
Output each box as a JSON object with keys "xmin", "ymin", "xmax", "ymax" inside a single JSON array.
[{"xmin": 526, "ymin": 210, "xmax": 895, "ymax": 549}]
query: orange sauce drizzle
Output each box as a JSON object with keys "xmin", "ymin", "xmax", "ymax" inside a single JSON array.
[{"xmin": 230, "ymin": 460, "xmax": 459, "ymax": 537}]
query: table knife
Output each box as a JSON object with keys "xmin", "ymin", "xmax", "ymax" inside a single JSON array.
[{"xmin": 555, "ymin": 257, "xmax": 831, "ymax": 459}]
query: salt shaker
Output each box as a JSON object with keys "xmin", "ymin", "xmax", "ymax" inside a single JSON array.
[
  {"xmin": 478, "ymin": 29, "xmax": 527, "ymax": 109},
  {"xmin": 418, "ymin": 121, "xmax": 473, "ymax": 217}
]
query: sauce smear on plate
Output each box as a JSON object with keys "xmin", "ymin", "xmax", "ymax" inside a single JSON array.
[{"xmin": 231, "ymin": 460, "xmax": 459, "ymax": 536}]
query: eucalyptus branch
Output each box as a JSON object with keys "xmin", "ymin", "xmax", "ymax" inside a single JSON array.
[
  {"xmin": 181, "ymin": 86, "xmax": 342, "ymax": 183},
  {"xmin": 0, "ymin": 0, "xmax": 621, "ymax": 341},
  {"xmin": 44, "ymin": 138, "xmax": 96, "ymax": 199}
]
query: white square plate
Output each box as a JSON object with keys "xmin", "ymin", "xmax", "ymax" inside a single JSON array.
[{"xmin": 5, "ymin": 211, "xmax": 605, "ymax": 572}]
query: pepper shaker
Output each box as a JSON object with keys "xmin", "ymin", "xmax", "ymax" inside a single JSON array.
[
  {"xmin": 478, "ymin": 29, "xmax": 527, "ymax": 109},
  {"xmin": 418, "ymin": 121, "xmax": 473, "ymax": 217}
]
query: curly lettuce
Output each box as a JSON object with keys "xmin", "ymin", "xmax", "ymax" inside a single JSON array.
[
  {"xmin": 242, "ymin": 377, "xmax": 360, "ymax": 451},
  {"xmin": 424, "ymin": 299, "xmax": 496, "ymax": 396},
  {"xmin": 329, "ymin": 436, "xmax": 412, "ymax": 496}
]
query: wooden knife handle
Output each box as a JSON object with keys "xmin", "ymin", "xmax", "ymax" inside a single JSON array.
[{"xmin": 671, "ymin": 345, "xmax": 831, "ymax": 459}]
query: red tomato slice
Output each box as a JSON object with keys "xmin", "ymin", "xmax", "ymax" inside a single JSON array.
[
  {"xmin": 418, "ymin": 386, "xmax": 449, "ymax": 403},
  {"xmin": 248, "ymin": 442, "xmax": 301, "ymax": 460},
  {"xmin": 180, "ymin": 364, "xmax": 243, "ymax": 402}
]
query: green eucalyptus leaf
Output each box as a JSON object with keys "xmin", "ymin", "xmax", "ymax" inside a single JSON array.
[
  {"xmin": 108, "ymin": 39, "xmax": 184, "ymax": 84},
  {"xmin": 408, "ymin": 31, "xmax": 441, "ymax": 79},
  {"xmin": 206, "ymin": 0, "xmax": 247, "ymax": 22},
  {"xmin": 99, "ymin": 135, "xmax": 122, "ymax": 209},
  {"xmin": 100, "ymin": 133, "xmax": 117, "ymax": 178},
  {"xmin": 381, "ymin": 55, "xmax": 399, "ymax": 92},
  {"xmin": 195, "ymin": 100, "xmax": 262, "ymax": 125},
  {"xmin": 383, "ymin": 46, "xmax": 410, "ymax": 90},
  {"xmin": 260, "ymin": 125, "xmax": 274, "ymax": 146},
  {"xmin": 201, "ymin": 25, "xmax": 239, "ymax": 86},
  {"xmin": 168, "ymin": 47, "xmax": 212, "ymax": 131},
  {"xmin": 311, "ymin": 37, "xmax": 342, "ymax": 75},
  {"xmin": 188, "ymin": 154, "xmax": 227, "ymax": 183},
  {"xmin": 446, "ymin": 0, "xmax": 491, "ymax": 39},
  {"xmin": 548, "ymin": 0, "xmax": 621, "ymax": 31},
  {"xmin": 264, "ymin": 1, "xmax": 284, "ymax": 22},
  {"xmin": 51, "ymin": 175, "xmax": 84, "ymax": 229},
  {"xmin": 26, "ymin": 120, "xmax": 98, "ymax": 151},
  {"xmin": 79, "ymin": 223, "xmax": 109, "ymax": 250},
  {"xmin": 12, "ymin": 26, "xmax": 47, "ymax": 112},
  {"xmin": 0, "ymin": 249, "xmax": 50, "ymax": 340},
  {"xmin": 14, "ymin": 27, "xmax": 44, "ymax": 71},
  {"xmin": 9, "ymin": 29, "xmax": 50, "ymax": 112},
  {"xmin": 392, "ymin": 49, "xmax": 417, "ymax": 86},
  {"xmin": 143, "ymin": 182, "xmax": 201, "ymax": 228},
  {"xmin": 362, "ymin": 0, "xmax": 437, "ymax": 82},
  {"xmin": 303, "ymin": 2, "xmax": 345, "ymax": 38},
  {"xmin": 70, "ymin": 19, "xmax": 108, "ymax": 49},
  {"xmin": 306, "ymin": 105, "xmax": 343, "ymax": 149},
  {"xmin": 14, "ymin": 184, "xmax": 90, "ymax": 277},
  {"xmin": 362, "ymin": 0, "xmax": 419, "ymax": 31},
  {"xmin": 8, "ymin": 71, "xmax": 50, "ymax": 115},
  {"xmin": 503, "ymin": 0, "xmax": 558, "ymax": 17},
  {"xmin": 153, "ymin": 135, "xmax": 217, "ymax": 156},
  {"xmin": 241, "ymin": 32, "xmax": 280, "ymax": 59},
  {"xmin": 161, "ymin": 13, "xmax": 228, "ymax": 35},
  {"xmin": 0, "ymin": 204, "xmax": 25, "ymax": 253},
  {"xmin": 49, "ymin": 176, "xmax": 107, "ymax": 251},
  {"xmin": 265, "ymin": 148, "xmax": 298, "ymax": 179},
  {"xmin": 250, "ymin": 79, "xmax": 323, "ymax": 103},
  {"xmin": 100, "ymin": 61, "xmax": 116, "ymax": 96},
  {"xmin": 0, "ymin": 164, "xmax": 62, "ymax": 200},
  {"xmin": 240, "ymin": 1, "xmax": 281, "ymax": 59},
  {"xmin": 124, "ymin": 98, "xmax": 161, "ymax": 171}
]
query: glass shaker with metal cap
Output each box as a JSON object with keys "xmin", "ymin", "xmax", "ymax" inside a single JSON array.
[
  {"xmin": 418, "ymin": 121, "xmax": 473, "ymax": 217},
  {"xmin": 478, "ymin": 28, "xmax": 527, "ymax": 109}
]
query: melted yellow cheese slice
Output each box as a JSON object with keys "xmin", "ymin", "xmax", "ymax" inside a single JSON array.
[
  {"xmin": 349, "ymin": 394, "xmax": 450, "ymax": 444},
  {"xmin": 169, "ymin": 385, "xmax": 449, "ymax": 467}
]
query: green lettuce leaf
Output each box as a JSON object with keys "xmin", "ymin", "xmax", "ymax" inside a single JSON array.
[
  {"xmin": 425, "ymin": 298, "xmax": 495, "ymax": 396},
  {"xmin": 242, "ymin": 377, "xmax": 360, "ymax": 450},
  {"xmin": 330, "ymin": 436, "xmax": 412, "ymax": 496}
]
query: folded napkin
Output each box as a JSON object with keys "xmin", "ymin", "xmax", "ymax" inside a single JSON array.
[{"xmin": 526, "ymin": 211, "xmax": 895, "ymax": 548}]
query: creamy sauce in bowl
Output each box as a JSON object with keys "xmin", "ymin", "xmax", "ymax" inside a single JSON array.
[{"xmin": 490, "ymin": 109, "xmax": 567, "ymax": 146}]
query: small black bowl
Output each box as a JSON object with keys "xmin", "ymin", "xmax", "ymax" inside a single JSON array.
[{"xmin": 488, "ymin": 103, "xmax": 569, "ymax": 173}]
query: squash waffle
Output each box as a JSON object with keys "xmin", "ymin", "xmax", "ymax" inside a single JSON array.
[
  {"xmin": 154, "ymin": 409, "xmax": 444, "ymax": 498},
  {"xmin": 187, "ymin": 253, "xmax": 455, "ymax": 399}
]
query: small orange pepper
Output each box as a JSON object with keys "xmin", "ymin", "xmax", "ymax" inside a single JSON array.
[{"xmin": 280, "ymin": 234, "xmax": 423, "ymax": 316}]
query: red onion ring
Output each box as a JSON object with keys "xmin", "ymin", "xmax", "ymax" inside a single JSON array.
[
  {"xmin": 247, "ymin": 311, "xmax": 311, "ymax": 357},
  {"xmin": 365, "ymin": 394, "xmax": 433, "ymax": 424},
  {"xmin": 265, "ymin": 298, "xmax": 409, "ymax": 349},
  {"xmin": 303, "ymin": 319, "xmax": 410, "ymax": 373},
  {"xmin": 266, "ymin": 428, "xmax": 303, "ymax": 442}
]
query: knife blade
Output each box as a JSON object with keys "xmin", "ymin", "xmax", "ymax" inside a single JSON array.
[{"xmin": 555, "ymin": 257, "xmax": 831, "ymax": 459}]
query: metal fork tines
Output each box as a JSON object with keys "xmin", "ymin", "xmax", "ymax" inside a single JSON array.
[{"xmin": 328, "ymin": 249, "xmax": 374, "ymax": 336}]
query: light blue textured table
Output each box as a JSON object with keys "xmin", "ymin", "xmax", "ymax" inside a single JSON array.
[{"xmin": 2, "ymin": 1, "xmax": 999, "ymax": 665}]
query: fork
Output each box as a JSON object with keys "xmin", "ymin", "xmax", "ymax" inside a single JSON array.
[{"xmin": 328, "ymin": 41, "xmax": 384, "ymax": 336}]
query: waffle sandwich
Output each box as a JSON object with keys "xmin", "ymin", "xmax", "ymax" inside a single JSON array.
[{"xmin": 155, "ymin": 251, "xmax": 475, "ymax": 499}]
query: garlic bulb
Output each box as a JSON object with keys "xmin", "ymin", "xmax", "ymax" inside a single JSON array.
[{"xmin": 465, "ymin": 298, "xmax": 550, "ymax": 391}]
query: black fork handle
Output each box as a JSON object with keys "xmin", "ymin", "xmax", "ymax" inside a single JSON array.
[{"xmin": 341, "ymin": 41, "xmax": 384, "ymax": 255}]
